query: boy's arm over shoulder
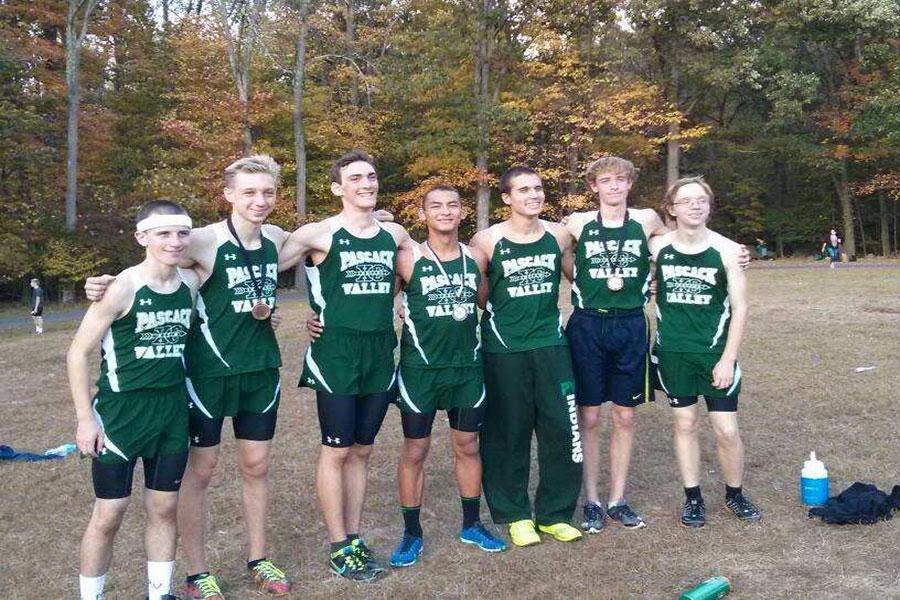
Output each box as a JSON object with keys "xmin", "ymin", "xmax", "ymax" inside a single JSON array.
[
  {"xmin": 648, "ymin": 230, "xmax": 674, "ymax": 261},
  {"xmin": 278, "ymin": 220, "xmax": 331, "ymax": 272},
  {"xmin": 631, "ymin": 207, "xmax": 669, "ymax": 239},
  {"xmin": 383, "ymin": 221, "xmax": 415, "ymax": 252}
]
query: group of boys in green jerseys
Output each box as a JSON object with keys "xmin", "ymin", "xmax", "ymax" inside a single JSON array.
[{"xmin": 72, "ymin": 151, "xmax": 761, "ymax": 599}]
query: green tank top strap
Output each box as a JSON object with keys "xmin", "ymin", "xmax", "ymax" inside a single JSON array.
[
  {"xmin": 99, "ymin": 270, "xmax": 193, "ymax": 393},
  {"xmin": 481, "ymin": 223, "xmax": 566, "ymax": 353},
  {"xmin": 654, "ymin": 243, "xmax": 730, "ymax": 354},
  {"xmin": 572, "ymin": 209, "xmax": 651, "ymax": 310}
]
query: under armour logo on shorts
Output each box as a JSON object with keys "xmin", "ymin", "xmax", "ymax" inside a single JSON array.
[{"xmin": 326, "ymin": 436, "xmax": 341, "ymax": 445}]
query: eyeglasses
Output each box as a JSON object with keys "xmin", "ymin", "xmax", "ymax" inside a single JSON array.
[{"xmin": 672, "ymin": 197, "xmax": 710, "ymax": 207}]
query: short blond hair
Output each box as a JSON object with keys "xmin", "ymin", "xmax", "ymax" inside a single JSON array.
[
  {"xmin": 224, "ymin": 154, "xmax": 281, "ymax": 188},
  {"xmin": 584, "ymin": 156, "xmax": 636, "ymax": 185},
  {"xmin": 661, "ymin": 176, "xmax": 715, "ymax": 214}
]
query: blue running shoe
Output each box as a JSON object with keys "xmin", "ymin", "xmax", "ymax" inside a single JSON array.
[
  {"xmin": 459, "ymin": 522, "xmax": 508, "ymax": 552},
  {"xmin": 389, "ymin": 533, "xmax": 423, "ymax": 568}
]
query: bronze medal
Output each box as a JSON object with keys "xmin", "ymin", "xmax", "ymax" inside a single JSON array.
[
  {"xmin": 607, "ymin": 276, "xmax": 624, "ymax": 292},
  {"xmin": 251, "ymin": 301, "xmax": 272, "ymax": 320}
]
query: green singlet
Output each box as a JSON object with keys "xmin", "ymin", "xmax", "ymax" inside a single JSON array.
[
  {"xmin": 184, "ymin": 223, "xmax": 281, "ymax": 377},
  {"xmin": 400, "ymin": 244, "xmax": 481, "ymax": 368},
  {"xmin": 572, "ymin": 209, "xmax": 651, "ymax": 310},
  {"xmin": 654, "ymin": 243, "xmax": 731, "ymax": 354},
  {"xmin": 481, "ymin": 223, "xmax": 565, "ymax": 353},
  {"xmin": 98, "ymin": 270, "xmax": 193, "ymax": 393},
  {"xmin": 305, "ymin": 223, "xmax": 397, "ymax": 332}
]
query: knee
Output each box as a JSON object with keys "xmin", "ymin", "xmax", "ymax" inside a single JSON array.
[
  {"xmin": 611, "ymin": 408, "xmax": 636, "ymax": 433},
  {"xmin": 147, "ymin": 498, "xmax": 178, "ymax": 524},
  {"xmin": 239, "ymin": 453, "xmax": 270, "ymax": 480},
  {"xmin": 673, "ymin": 416, "xmax": 700, "ymax": 437},
  {"xmin": 713, "ymin": 424, "xmax": 742, "ymax": 447},
  {"xmin": 452, "ymin": 435, "xmax": 479, "ymax": 460},
  {"xmin": 188, "ymin": 455, "xmax": 218, "ymax": 485},
  {"xmin": 403, "ymin": 439, "xmax": 430, "ymax": 465},
  {"xmin": 319, "ymin": 445, "xmax": 351, "ymax": 468},
  {"xmin": 350, "ymin": 443, "xmax": 374, "ymax": 462},
  {"xmin": 578, "ymin": 408, "xmax": 602, "ymax": 431},
  {"xmin": 90, "ymin": 505, "xmax": 127, "ymax": 536}
]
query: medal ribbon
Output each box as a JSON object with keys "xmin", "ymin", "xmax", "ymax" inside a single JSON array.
[
  {"xmin": 226, "ymin": 217, "xmax": 266, "ymax": 306},
  {"xmin": 596, "ymin": 210, "xmax": 631, "ymax": 277},
  {"xmin": 423, "ymin": 241, "xmax": 468, "ymax": 303}
]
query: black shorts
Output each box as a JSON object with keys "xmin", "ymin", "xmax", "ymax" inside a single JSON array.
[
  {"xmin": 92, "ymin": 453, "xmax": 189, "ymax": 499},
  {"xmin": 400, "ymin": 406, "xmax": 486, "ymax": 439},
  {"xmin": 316, "ymin": 390, "xmax": 394, "ymax": 447},
  {"xmin": 32, "ymin": 307, "xmax": 43, "ymax": 317},
  {"xmin": 667, "ymin": 395, "xmax": 738, "ymax": 412},
  {"xmin": 189, "ymin": 410, "xmax": 279, "ymax": 447},
  {"xmin": 565, "ymin": 307, "xmax": 651, "ymax": 407}
]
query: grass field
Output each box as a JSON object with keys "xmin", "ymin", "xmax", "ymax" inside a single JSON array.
[{"xmin": 1, "ymin": 263, "xmax": 899, "ymax": 599}]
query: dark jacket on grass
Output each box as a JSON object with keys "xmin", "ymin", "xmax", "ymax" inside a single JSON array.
[{"xmin": 808, "ymin": 482, "xmax": 900, "ymax": 525}]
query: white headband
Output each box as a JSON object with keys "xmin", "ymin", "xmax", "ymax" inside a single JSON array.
[{"xmin": 136, "ymin": 214, "xmax": 193, "ymax": 232}]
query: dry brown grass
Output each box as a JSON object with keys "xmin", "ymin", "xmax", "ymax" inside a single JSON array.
[{"xmin": 2, "ymin": 264, "xmax": 899, "ymax": 599}]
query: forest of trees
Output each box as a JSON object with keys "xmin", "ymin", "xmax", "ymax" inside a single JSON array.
[{"xmin": 1, "ymin": 0, "xmax": 898, "ymax": 300}]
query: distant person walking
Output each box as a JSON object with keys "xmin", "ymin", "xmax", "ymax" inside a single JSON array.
[
  {"xmin": 30, "ymin": 278, "xmax": 44, "ymax": 334},
  {"xmin": 821, "ymin": 229, "xmax": 842, "ymax": 268}
]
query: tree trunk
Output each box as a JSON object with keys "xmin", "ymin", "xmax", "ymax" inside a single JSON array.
[
  {"xmin": 566, "ymin": 145, "xmax": 579, "ymax": 197},
  {"xmin": 879, "ymin": 193, "xmax": 890, "ymax": 256},
  {"xmin": 218, "ymin": 0, "xmax": 266, "ymax": 156},
  {"xmin": 856, "ymin": 199, "xmax": 867, "ymax": 255},
  {"xmin": 473, "ymin": 0, "xmax": 495, "ymax": 231},
  {"xmin": 345, "ymin": 0, "xmax": 359, "ymax": 106},
  {"xmin": 833, "ymin": 162, "xmax": 856, "ymax": 257},
  {"xmin": 665, "ymin": 66, "xmax": 680, "ymax": 189},
  {"xmin": 65, "ymin": 0, "xmax": 99, "ymax": 232},
  {"xmin": 293, "ymin": 1, "xmax": 310, "ymax": 220}
]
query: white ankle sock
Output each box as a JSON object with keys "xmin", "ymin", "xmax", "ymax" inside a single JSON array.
[
  {"xmin": 147, "ymin": 561, "xmax": 174, "ymax": 599},
  {"xmin": 79, "ymin": 573, "xmax": 106, "ymax": 600}
]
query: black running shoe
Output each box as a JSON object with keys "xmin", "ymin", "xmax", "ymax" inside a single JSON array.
[
  {"xmin": 607, "ymin": 503, "xmax": 646, "ymax": 529},
  {"xmin": 581, "ymin": 502, "xmax": 606, "ymax": 533},
  {"xmin": 681, "ymin": 497, "xmax": 706, "ymax": 528},
  {"xmin": 329, "ymin": 545, "xmax": 377, "ymax": 582},
  {"xmin": 725, "ymin": 493, "xmax": 762, "ymax": 523}
]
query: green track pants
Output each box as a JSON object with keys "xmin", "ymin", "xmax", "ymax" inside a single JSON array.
[{"xmin": 480, "ymin": 345, "xmax": 583, "ymax": 526}]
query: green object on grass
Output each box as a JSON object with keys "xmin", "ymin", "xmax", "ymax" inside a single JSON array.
[{"xmin": 679, "ymin": 576, "xmax": 730, "ymax": 600}]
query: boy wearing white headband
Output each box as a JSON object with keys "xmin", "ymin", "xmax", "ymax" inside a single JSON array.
[{"xmin": 68, "ymin": 200, "xmax": 198, "ymax": 600}]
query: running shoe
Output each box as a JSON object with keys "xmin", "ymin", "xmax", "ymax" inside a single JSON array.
[
  {"xmin": 537, "ymin": 522, "xmax": 583, "ymax": 542},
  {"xmin": 389, "ymin": 533, "xmax": 423, "ymax": 567},
  {"xmin": 352, "ymin": 538, "xmax": 385, "ymax": 573},
  {"xmin": 725, "ymin": 493, "xmax": 762, "ymax": 523},
  {"xmin": 508, "ymin": 519, "xmax": 541, "ymax": 547},
  {"xmin": 681, "ymin": 497, "xmax": 706, "ymax": 528},
  {"xmin": 247, "ymin": 559, "xmax": 291, "ymax": 595},
  {"xmin": 182, "ymin": 573, "xmax": 225, "ymax": 599},
  {"xmin": 607, "ymin": 502, "xmax": 646, "ymax": 529},
  {"xmin": 329, "ymin": 545, "xmax": 377, "ymax": 582},
  {"xmin": 581, "ymin": 502, "xmax": 606, "ymax": 533},
  {"xmin": 459, "ymin": 522, "xmax": 507, "ymax": 552}
]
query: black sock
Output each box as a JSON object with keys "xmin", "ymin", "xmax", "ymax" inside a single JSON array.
[
  {"xmin": 330, "ymin": 538, "xmax": 350, "ymax": 554},
  {"xmin": 347, "ymin": 533, "xmax": 359, "ymax": 542},
  {"xmin": 247, "ymin": 557, "xmax": 267, "ymax": 569},
  {"xmin": 726, "ymin": 485, "xmax": 742, "ymax": 500},
  {"xmin": 402, "ymin": 506, "xmax": 423, "ymax": 537},
  {"xmin": 186, "ymin": 572, "xmax": 210, "ymax": 582},
  {"xmin": 461, "ymin": 496, "xmax": 480, "ymax": 529},
  {"xmin": 685, "ymin": 486, "xmax": 702, "ymax": 501}
]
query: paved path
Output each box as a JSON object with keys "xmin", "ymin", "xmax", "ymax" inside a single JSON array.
[{"xmin": 0, "ymin": 289, "xmax": 308, "ymax": 332}]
